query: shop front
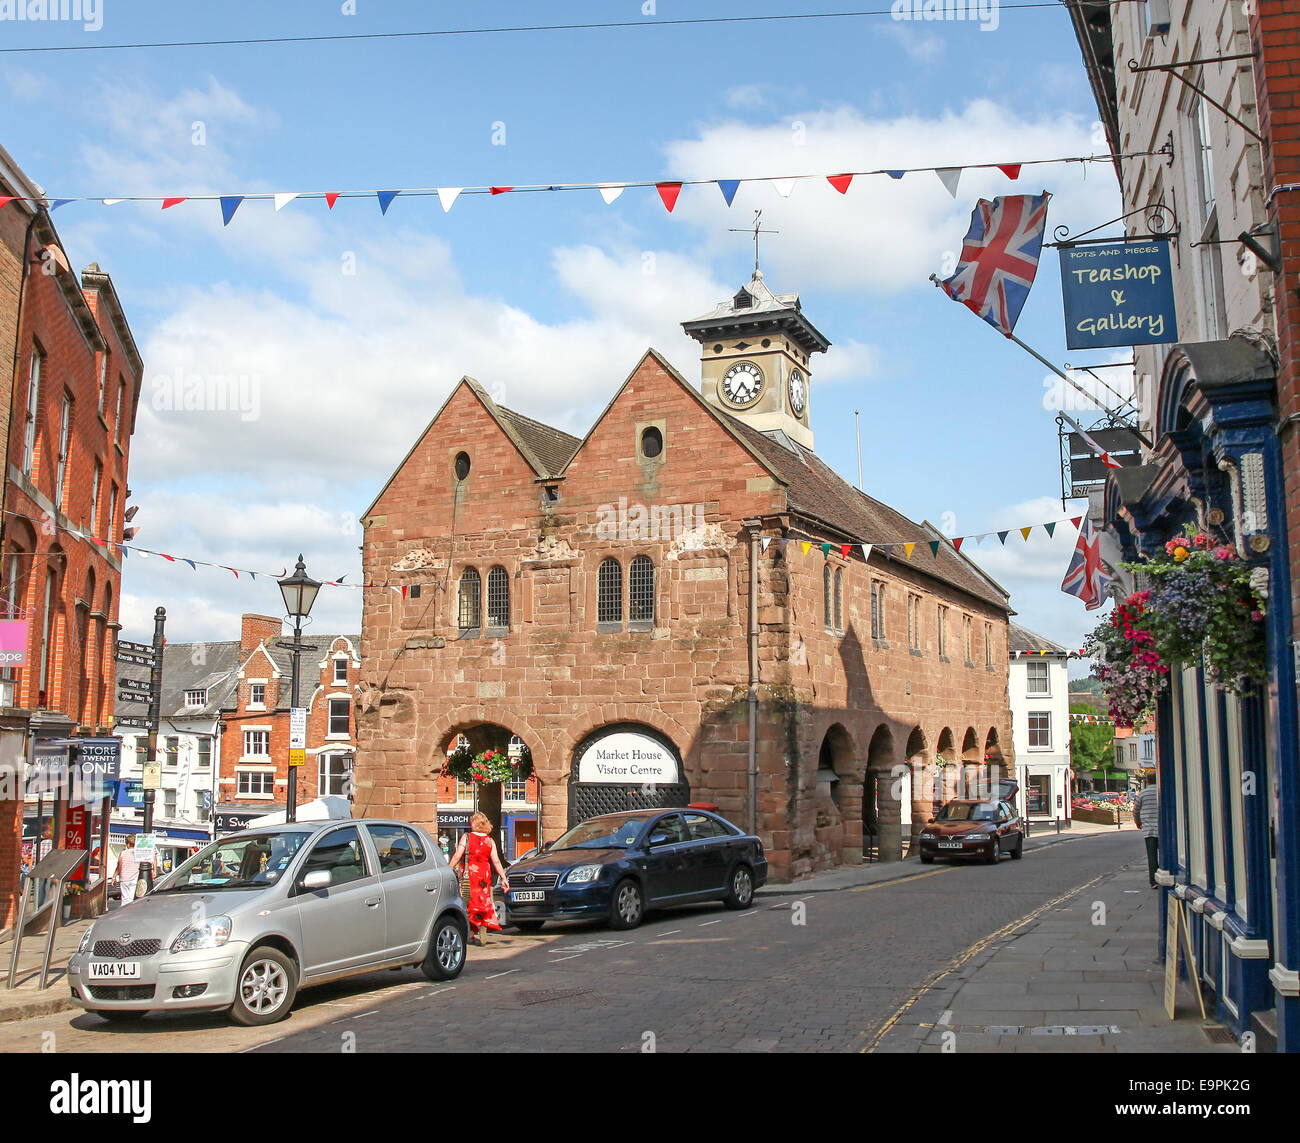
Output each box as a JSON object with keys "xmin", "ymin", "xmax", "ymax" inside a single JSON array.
[
  {"xmin": 107, "ymin": 822, "xmax": 212, "ymax": 880},
  {"xmin": 567, "ymin": 724, "xmax": 689, "ymax": 828},
  {"xmin": 213, "ymin": 804, "xmax": 281, "ymax": 838},
  {"xmin": 1021, "ymin": 762, "xmax": 1072, "ymax": 825}
]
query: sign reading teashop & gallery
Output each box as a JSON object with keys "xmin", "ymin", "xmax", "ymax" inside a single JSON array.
[{"xmin": 1058, "ymin": 240, "xmax": 1178, "ymax": 350}]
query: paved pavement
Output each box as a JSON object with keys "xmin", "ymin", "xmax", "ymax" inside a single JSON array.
[{"xmin": 0, "ymin": 824, "xmax": 1235, "ymax": 1053}]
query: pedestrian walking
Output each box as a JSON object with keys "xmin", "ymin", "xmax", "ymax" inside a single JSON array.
[
  {"xmin": 447, "ymin": 812, "xmax": 510, "ymax": 945},
  {"xmin": 116, "ymin": 836, "xmax": 141, "ymax": 906},
  {"xmin": 1133, "ymin": 776, "xmax": 1159, "ymax": 888}
]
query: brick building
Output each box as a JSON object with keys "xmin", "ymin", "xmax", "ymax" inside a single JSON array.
[
  {"xmin": 0, "ymin": 145, "xmax": 143, "ymax": 930},
  {"xmin": 357, "ymin": 273, "xmax": 1016, "ymax": 880},
  {"xmin": 1069, "ymin": 0, "xmax": 1300, "ymax": 1049}
]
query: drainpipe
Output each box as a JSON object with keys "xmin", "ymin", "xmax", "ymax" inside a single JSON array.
[{"xmin": 744, "ymin": 518, "xmax": 762, "ymax": 838}]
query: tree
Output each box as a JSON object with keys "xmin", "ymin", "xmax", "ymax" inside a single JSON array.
[{"xmin": 1069, "ymin": 702, "xmax": 1114, "ymax": 774}]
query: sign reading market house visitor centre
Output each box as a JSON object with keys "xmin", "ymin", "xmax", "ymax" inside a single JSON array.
[
  {"xmin": 576, "ymin": 731, "xmax": 678, "ymax": 785},
  {"xmin": 1058, "ymin": 240, "xmax": 1178, "ymax": 350}
]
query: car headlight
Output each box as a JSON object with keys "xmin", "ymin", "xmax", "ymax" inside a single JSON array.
[
  {"xmin": 77, "ymin": 928, "xmax": 94, "ymax": 956},
  {"xmin": 169, "ymin": 915, "xmax": 233, "ymax": 953},
  {"xmin": 564, "ymin": 864, "xmax": 602, "ymax": 885},
  {"xmin": 920, "ymin": 833, "xmax": 935, "ymax": 840}
]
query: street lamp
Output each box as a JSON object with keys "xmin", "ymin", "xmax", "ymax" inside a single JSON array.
[{"xmin": 277, "ymin": 555, "xmax": 320, "ymax": 824}]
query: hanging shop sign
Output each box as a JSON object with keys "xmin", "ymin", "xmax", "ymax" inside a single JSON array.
[
  {"xmin": 575, "ymin": 730, "xmax": 679, "ymax": 785},
  {"xmin": 0, "ymin": 619, "xmax": 27, "ymax": 666},
  {"xmin": 1058, "ymin": 240, "xmax": 1178, "ymax": 349},
  {"xmin": 74, "ymin": 738, "xmax": 121, "ymax": 800}
]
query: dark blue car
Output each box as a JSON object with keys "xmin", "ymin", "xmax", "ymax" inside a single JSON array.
[{"xmin": 504, "ymin": 808, "xmax": 768, "ymax": 931}]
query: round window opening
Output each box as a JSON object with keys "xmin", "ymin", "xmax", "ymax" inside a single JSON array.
[
  {"xmin": 761, "ymin": 338, "xmax": 771, "ymax": 348},
  {"xmin": 641, "ymin": 426, "xmax": 663, "ymax": 459},
  {"xmin": 712, "ymin": 343, "xmax": 724, "ymax": 353},
  {"xmin": 453, "ymin": 451, "xmax": 471, "ymax": 481}
]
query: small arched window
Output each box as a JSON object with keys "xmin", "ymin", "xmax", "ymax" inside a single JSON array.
[
  {"xmin": 823, "ymin": 564, "xmax": 832, "ymax": 629},
  {"xmin": 629, "ymin": 556, "xmax": 655, "ymax": 628},
  {"xmin": 457, "ymin": 568, "xmax": 481, "ymax": 633},
  {"xmin": 597, "ymin": 558, "xmax": 623, "ymax": 627},
  {"xmin": 833, "ymin": 567, "xmax": 844, "ymax": 632},
  {"xmin": 486, "ymin": 566, "xmax": 510, "ymax": 629}
]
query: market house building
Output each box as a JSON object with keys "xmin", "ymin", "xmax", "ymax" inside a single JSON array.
[{"xmin": 356, "ymin": 273, "xmax": 1016, "ymax": 880}]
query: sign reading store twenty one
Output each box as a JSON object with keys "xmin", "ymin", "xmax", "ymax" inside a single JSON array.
[
  {"xmin": 1058, "ymin": 240, "xmax": 1178, "ymax": 350},
  {"xmin": 576, "ymin": 731, "xmax": 679, "ymax": 785}
]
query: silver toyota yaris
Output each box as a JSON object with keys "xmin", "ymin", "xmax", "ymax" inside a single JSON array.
[{"xmin": 67, "ymin": 819, "xmax": 468, "ymax": 1026}]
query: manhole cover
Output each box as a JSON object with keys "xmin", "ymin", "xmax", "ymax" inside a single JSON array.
[
  {"xmin": 1203, "ymin": 1024, "xmax": 1236, "ymax": 1044},
  {"xmin": 514, "ymin": 989, "xmax": 604, "ymax": 1007}
]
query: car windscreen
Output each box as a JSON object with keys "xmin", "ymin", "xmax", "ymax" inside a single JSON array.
[
  {"xmin": 153, "ymin": 832, "xmax": 310, "ymax": 891},
  {"xmin": 549, "ymin": 816, "xmax": 653, "ymax": 851},
  {"xmin": 936, "ymin": 802, "xmax": 998, "ymax": 822}
]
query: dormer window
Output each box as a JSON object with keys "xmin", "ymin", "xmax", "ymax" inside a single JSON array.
[
  {"xmin": 184, "ymin": 689, "xmax": 206, "ymax": 708},
  {"xmin": 733, "ymin": 288, "xmax": 753, "ymax": 309},
  {"xmin": 332, "ymin": 658, "xmax": 348, "ymax": 685}
]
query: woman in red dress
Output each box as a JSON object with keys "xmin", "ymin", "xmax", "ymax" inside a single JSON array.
[{"xmin": 448, "ymin": 812, "xmax": 510, "ymax": 945}]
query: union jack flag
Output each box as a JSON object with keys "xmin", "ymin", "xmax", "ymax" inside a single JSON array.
[
  {"xmin": 1061, "ymin": 515, "xmax": 1112, "ymax": 611},
  {"xmin": 941, "ymin": 193, "xmax": 1051, "ymax": 336}
]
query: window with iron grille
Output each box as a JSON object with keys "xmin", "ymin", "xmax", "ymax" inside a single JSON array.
[
  {"xmin": 629, "ymin": 556, "xmax": 654, "ymax": 628},
  {"xmin": 486, "ymin": 566, "xmax": 510, "ymax": 628},
  {"xmin": 328, "ymin": 696, "xmax": 350, "ymax": 736},
  {"xmin": 824, "ymin": 565, "xmax": 833, "ymax": 629},
  {"xmin": 457, "ymin": 567, "xmax": 481, "ymax": 632},
  {"xmin": 833, "ymin": 567, "xmax": 843, "ymax": 632},
  {"xmin": 597, "ymin": 558, "xmax": 622, "ymax": 626}
]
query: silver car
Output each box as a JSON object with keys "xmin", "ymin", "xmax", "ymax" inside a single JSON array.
[{"xmin": 67, "ymin": 819, "xmax": 468, "ymax": 1026}]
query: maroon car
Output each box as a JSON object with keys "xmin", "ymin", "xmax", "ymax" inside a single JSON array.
[{"xmin": 917, "ymin": 780, "xmax": 1022, "ymax": 865}]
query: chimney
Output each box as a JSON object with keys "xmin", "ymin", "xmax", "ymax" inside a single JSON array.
[{"xmin": 240, "ymin": 613, "xmax": 282, "ymax": 655}]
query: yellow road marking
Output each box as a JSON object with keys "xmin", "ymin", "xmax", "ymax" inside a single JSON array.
[
  {"xmin": 849, "ymin": 867, "xmax": 956, "ymax": 892},
  {"xmin": 859, "ymin": 869, "xmax": 1111, "ymax": 1053}
]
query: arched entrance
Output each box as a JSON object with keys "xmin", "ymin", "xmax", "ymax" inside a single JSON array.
[
  {"xmin": 904, "ymin": 726, "xmax": 927, "ymax": 851},
  {"xmin": 568, "ymin": 723, "xmax": 688, "ymax": 827},
  {"xmin": 934, "ymin": 727, "xmax": 957, "ymax": 814},
  {"xmin": 960, "ymin": 727, "xmax": 982, "ymax": 798},
  {"xmin": 438, "ymin": 723, "xmax": 538, "ymax": 860},
  {"xmin": 866, "ymin": 724, "xmax": 897, "ymax": 862},
  {"xmin": 816, "ymin": 723, "xmax": 858, "ymax": 865}
]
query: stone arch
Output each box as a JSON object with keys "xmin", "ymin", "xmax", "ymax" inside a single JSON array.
[
  {"xmin": 960, "ymin": 726, "xmax": 982, "ymax": 799},
  {"xmin": 865, "ymin": 723, "xmax": 898, "ymax": 862},
  {"xmin": 815, "ymin": 722, "xmax": 858, "ymax": 865},
  {"xmin": 567, "ymin": 721, "xmax": 688, "ymax": 830},
  {"xmin": 934, "ymin": 727, "xmax": 957, "ymax": 811},
  {"xmin": 563, "ymin": 704, "xmax": 692, "ymax": 782},
  {"xmin": 904, "ymin": 726, "xmax": 928, "ymax": 851},
  {"xmin": 435, "ymin": 719, "xmax": 539, "ymax": 850}
]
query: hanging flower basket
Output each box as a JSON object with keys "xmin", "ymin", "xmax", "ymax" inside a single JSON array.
[
  {"xmin": 1083, "ymin": 591, "xmax": 1168, "ymax": 727},
  {"xmin": 1127, "ymin": 532, "xmax": 1266, "ymax": 693},
  {"xmin": 443, "ymin": 744, "xmax": 533, "ymax": 783}
]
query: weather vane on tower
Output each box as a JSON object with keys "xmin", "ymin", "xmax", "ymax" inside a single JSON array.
[{"xmin": 729, "ymin": 209, "xmax": 779, "ymax": 275}]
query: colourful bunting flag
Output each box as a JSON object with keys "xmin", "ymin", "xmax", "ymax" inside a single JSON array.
[
  {"xmin": 1019, "ymin": 527, "xmax": 1032, "ymax": 541},
  {"xmin": 827, "ymin": 174, "xmax": 853, "ymax": 194},
  {"xmin": 928, "ymin": 540, "xmax": 941, "ymax": 557},
  {"xmin": 885, "ymin": 171, "xmax": 905, "ymax": 180},
  {"xmin": 489, "ymin": 187, "xmax": 513, "ymax": 195},
  {"xmin": 438, "ymin": 187, "xmax": 463, "ymax": 213},
  {"xmin": 820, "ymin": 542, "xmax": 831, "ymax": 558},
  {"xmin": 861, "ymin": 544, "xmax": 873, "ymax": 562},
  {"xmin": 0, "ymin": 197, "xmax": 17, "ymax": 211},
  {"xmin": 718, "ymin": 180, "xmax": 741, "ymax": 206},
  {"xmin": 220, "ymin": 196, "xmax": 243, "ymax": 226},
  {"xmin": 161, "ymin": 198, "xmax": 186, "ymax": 210},
  {"xmin": 598, "ymin": 184, "xmax": 626, "ymax": 205},
  {"xmin": 801, "ymin": 541, "xmax": 812, "ymax": 557},
  {"xmin": 273, "ymin": 193, "xmax": 299, "ymax": 212},
  {"xmin": 997, "ymin": 530, "xmax": 1009, "ymax": 544},
  {"xmin": 759, "ymin": 537, "xmax": 771, "ymax": 553},
  {"xmin": 936, "ymin": 168, "xmax": 962, "ymax": 197},
  {"xmin": 377, "ymin": 190, "xmax": 400, "ymax": 214},
  {"xmin": 840, "ymin": 543, "xmax": 851, "ymax": 559},
  {"xmin": 953, "ymin": 537, "xmax": 964, "ymax": 552},
  {"xmin": 1044, "ymin": 521, "xmax": 1057, "ymax": 537},
  {"xmin": 48, "ymin": 200, "xmax": 70, "ymax": 211},
  {"xmin": 1071, "ymin": 516, "xmax": 1082, "ymax": 529},
  {"xmin": 325, "ymin": 192, "xmax": 340, "ymax": 209},
  {"xmin": 998, "ymin": 164, "xmax": 1022, "ymax": 180},
  {"xmin": 770, "ymin": 178, "xmax": 798, "ymax": 198},
  {"xmin": 656, "ymin": 182, "xmax": 683, "ymax": 212},
  {"xmin": 904, "ymin": 542, "xmax": 916, "ymax": 559}
]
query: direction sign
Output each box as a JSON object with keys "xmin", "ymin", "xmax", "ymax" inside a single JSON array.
[
  {"xmin": 115, "ymin": 651, "xmax": 154, "ymax": 667},
  {"xmin": 118, "ymin": 678, "xmax": 151, "ymax": 693},
  {"xmin": 115, "ymin": 639, "xmax": 155, "ymax": 656},
  {"xmin": 117, "ymin": 691, "xmax": 148, "ymax": 705},
  {"xmin": 114, "ymin": 715, "xmax": 152, "ymax": 729}
]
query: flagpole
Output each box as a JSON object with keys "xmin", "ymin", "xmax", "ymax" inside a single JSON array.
[{"xmin": 926, "ymin": 274, "xmax": 1154, "ymax": 449}]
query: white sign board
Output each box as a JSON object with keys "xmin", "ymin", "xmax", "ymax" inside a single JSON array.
[
  {"xmin": 134, "ymin": 833, "xmax": 158, "ymax": 863},
  {"xmin": 290, "ymin": 707, "xmax": 307, "ymax": 750},
  {"xmin": 576, "ymin": 731, "xmax": 678, "ymax": 785}
]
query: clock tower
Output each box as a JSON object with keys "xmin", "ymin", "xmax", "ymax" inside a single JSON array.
[{"xmin": 681, "ymin": 269, "xmax": 830, "ymax": 449}]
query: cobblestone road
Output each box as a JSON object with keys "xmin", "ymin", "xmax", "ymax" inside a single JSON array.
[{"xmin": 0, "ymin": 833, "xmax": 1141, "ymax": 1053}]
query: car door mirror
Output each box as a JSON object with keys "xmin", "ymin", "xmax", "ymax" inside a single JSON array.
[
  {"xmin": 648, "ymin": 833, "xmax": 670, "ymax": 847},
  {"xmin": 301, "ymin": 869, "xmax": 331, "ymax": 891},
  {"xmin": 927, "ymin": 818, "xmax": 935, "ymax": 825}
]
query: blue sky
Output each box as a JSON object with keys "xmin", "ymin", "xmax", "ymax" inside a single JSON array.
[{"xmin": 1, "ymin": 1, "xmax": 1126, "ymax": 666}]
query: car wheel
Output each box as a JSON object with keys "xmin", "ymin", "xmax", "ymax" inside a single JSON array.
[
  {"xmin": 1011, "ymin": 835, "xmax": 1024, "ymax": 860},
  {"xmin": 985, "ymin": 838, "xmax": 1000, "ymax": 865},
  {"xmin": 723, "ymin": 864, "xmax": 755, "ymax": 909},
  {"xmin": 609, "ymin": 878, "xmax": 644, "ymax": 930},
  {"xmin": 97, "ymin": 1009, "xmax": 146, "ymax": 1024},
  {"xmin": 230, "ymin": 946, "xmax": 297, "ymax": 1027},
  {"xmin": 422, "ymin": 914, "xmax": 467, "ymax": 981},
  {"xmin": 920, "ymin": 853, "xmax": 934, "ymax": 865}
]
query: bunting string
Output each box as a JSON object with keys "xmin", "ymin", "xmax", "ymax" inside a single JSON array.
[{"xmin": 2, "ymin": 150, "xmax": 1163, "ymax": 225}]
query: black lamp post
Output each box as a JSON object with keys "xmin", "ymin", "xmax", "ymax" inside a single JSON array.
[{"xmin": 277, "ymin": 555, "xmax": 320, "ymax": 824}]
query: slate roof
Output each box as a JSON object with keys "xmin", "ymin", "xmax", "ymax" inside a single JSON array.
[
  {"xmin": 1008, "ymin": 622, "xmax": 1069, "ymax": 656},
  {"xmin": 722, "ymin": 416, "xmax": 1012, "ymax": 611},
  {"xmin": 495, "ymin": 405, "xmax": 581, "ymax": 476},
  {"xmin": 228, "ymin": 634, "xmax": 361, "ymax": 712},
  {"xmin": 115, "ymin": 635, "xmax": 360, "ymax": 722}
]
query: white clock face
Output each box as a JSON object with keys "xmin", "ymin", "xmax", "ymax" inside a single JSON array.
[
  {"xmin": 721, "ymin": 361, "xmax": 764, "ymax": 406},
  {"xmin": 788, "ymin": 368, "xmax": 806, "ymax": 415}
]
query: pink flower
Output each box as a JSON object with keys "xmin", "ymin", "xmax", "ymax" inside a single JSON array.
[
  {"xmin": 1251, "ymin": 610, "xmax": 1263, "ymax": 622},
  {"xmin": 1214, "ymin": 546, "xmax": 1237, "ymax": 561}
]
